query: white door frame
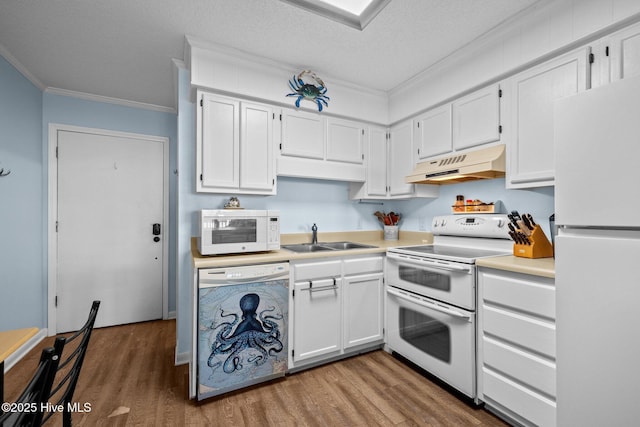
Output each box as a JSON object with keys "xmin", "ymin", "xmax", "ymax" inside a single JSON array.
[{"xmin": 47, "ymin": 123, "xmax": 170, "ymax": 335}]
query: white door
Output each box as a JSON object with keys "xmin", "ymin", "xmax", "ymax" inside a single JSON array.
[
  {"xmin": 293, "ymin": 278, "xmax": 342, "ymax": 362},
  {"xmin": 343, "ymin": 272, "xmax": 383, "ymax": 349},
  {"xmin": 240, "ymin": 101, "xmax": 275, "ymax": 192},
  {"xmin": 280, "ymin": 108, "xmax": 325, "ymax": 159},
  {"xmin": 452, "ymin": 84, "xmax": 501, "ymax": 150},
  {"xmin": 199, "ymin": 93, "xmax": 240, "ymax": 191},
  {"xmin": 506, "ymin": 47, "xmax": 590, "ymax": 188},
  {"xmin": 56, "ymin": 130, "xmax": 165, "ymax": 332},
  {"xmin": 326, "ymin": 117, "xmax": 364, "ymax": 164},
  {"xmin": 365, "ymin": 126, "xmax": 388, "ymax": 197},
  {"xmin": 556, "ymin": 229, "xmax": 640, "ymax": 427},
  {"xmin": 388, "ymin": 120, "xmax": 415, "ymax": 197},
  {"xmin": 414, "ymin": 104, "xmax": 452, "ymax": 160}
]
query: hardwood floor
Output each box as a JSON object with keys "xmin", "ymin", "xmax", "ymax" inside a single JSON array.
[{"xmin": 4, "ymin": 320, "xmax": 508, "ymax": 426}]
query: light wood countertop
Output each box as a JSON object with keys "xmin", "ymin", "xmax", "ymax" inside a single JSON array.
[
  {"xmin": 192, "ymin": 230, "xmax": 433, "ymax": 268},
  {"xmin": 0, "ymin": 327, "xmax": 38, "ymax": 362},
  {"xmin": 477, "ymin": 255, "xmax": 555, "ymax": 279}
]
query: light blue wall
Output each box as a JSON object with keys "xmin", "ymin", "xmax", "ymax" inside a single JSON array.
[
  {"xmin": 0, "ymin": 52, "xmax": 178, "ymax": 332},
  {"xmin": 397, "ymin": 179, "xmax": 555, "ymax": 237},
  {"xmin": 174, "ymin": 67, "xmax": 555, "ymax": 356},
  {"xmin": 43, "ymin": 93, "xmax": 178, "ymax": 314},
  {"xmin": 0, "ymin": 56, "xmax": 44, "ymax": 331}
]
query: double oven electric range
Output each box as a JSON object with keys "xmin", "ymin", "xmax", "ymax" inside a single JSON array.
[{"xmin": 386, "ymin": 214, "xmax": 512, "ymax": 400}]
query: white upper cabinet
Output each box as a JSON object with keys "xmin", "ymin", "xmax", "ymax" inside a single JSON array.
[
  {"xmin": 349, "ymin": 122, "xmax": 439, "ymax": 200},
  {"xmin": 363, "ymin": 126, "xmax": 388, "ymax": 198},
  {"xmin": 388, "ymin": 120, "xmax": 417, "ymax": 198},
  {"xmin": 280, "ymin": 108, "xmax": 325, "ymax": 160},
  {"xmin": 198, "ymin": 93, "xmax": 239, "ymax": 190},
  {"xmin": 414, "ymin": 104, "xmax": 452, "ymax": 160},
  {"xmin": 505, "ymin": 47, "xmax": 591, "ymax": 189},
  {"xmin": 608, "ymin": 21, "xmax": 640, "ymax": 82},
  {"xmin": 277, "ymin": 109, "xmax": 365, "ymax": 182},
  {"xmin": 452, "ymin": 84, "xmax": 501, "ymax": 150},
  {"xmin": 326, "ymin": 117, "xmax": 364, "ymax": 164},
  {"xmin": 413, "ymin": 84, "xmax": 501, "ymax": 161},
  {"xmin": 240, "ymin": 102, "xmax": 275, "ymax": 191},
  {"xmin": 197, "ymin": 92, "xmax": 276, "ymax": 194}
]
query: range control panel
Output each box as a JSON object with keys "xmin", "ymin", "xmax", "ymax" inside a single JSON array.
[{"xmin": 432, "ymin": 214, "xmax": 510, "ymax": 239}]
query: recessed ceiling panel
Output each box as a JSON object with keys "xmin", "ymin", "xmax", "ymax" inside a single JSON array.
[{"xmin": 280, "ymin": 0, "xmax": 392, "ymax": 30}]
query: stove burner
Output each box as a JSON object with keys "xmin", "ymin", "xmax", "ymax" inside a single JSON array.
[{"xmin": 389, "ymin": 245, "xmax": 510, "ymax": 263}]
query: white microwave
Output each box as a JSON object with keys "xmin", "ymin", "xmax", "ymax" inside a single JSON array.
[{"xmin": 198, "ymin": 209, "xmax": 280, "ymax": 255}]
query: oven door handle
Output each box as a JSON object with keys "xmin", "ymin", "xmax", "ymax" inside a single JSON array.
[
  {"xmin": 386, "ymin": 287, "xmax": 473, "ymax": 322},
  {"xmin": 387, "ymin": 252, "xmax": 473, "ymax": 274}
]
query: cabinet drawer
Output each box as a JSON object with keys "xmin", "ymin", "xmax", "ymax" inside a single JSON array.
[
  {"xmin": 483, "ymin": 367, "xmax": 556, "ymax": 427},
  {"xmin": 483, "ymin": 336, "xmax": 556, "ymax": 397},
  {"xmin": 343, "ymin": 256, "xmax": 383, "ymax": 276},
  {"xmin": 293, "ymin": 260, "xmax": 342, "ymax": 281},
  {"xmin": 483, "ymin": 305, "xmax": 555, "ymax": 358},
  {"xmin": 482, "ymin": 271, "xmax": 555, "ymax": 319}
]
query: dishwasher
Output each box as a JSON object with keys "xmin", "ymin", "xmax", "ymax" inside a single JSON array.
[{"xmin": 196, "ymin": 262, "xmax": 289, "ymax": 400}]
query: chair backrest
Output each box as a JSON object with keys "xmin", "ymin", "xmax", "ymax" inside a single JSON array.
[
  {"xmin": 43, "ymin": 300, "xmax": 100, "ymax": 426},
  {"xmin": 0, "ymin": 347, "xmax": 60, "ymax": 427}
]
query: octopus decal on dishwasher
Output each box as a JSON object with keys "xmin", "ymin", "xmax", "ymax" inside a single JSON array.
[{"xmin": 207, "ymin": 293, "xmax": 285, "ymax": 375}]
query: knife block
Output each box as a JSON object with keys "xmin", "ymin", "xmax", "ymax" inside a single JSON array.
[{"xmin": 513, "ymin": 225, "xmax": 554, "ymax": 259}]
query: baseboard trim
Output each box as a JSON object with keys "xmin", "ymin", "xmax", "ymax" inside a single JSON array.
[
  {"xmin": 3, "ymin": 329, "xmax": 47, "ymax": 372},
  {"xmin": 175, "ymin": 350, "xmax": 190, "ymax": 366}
]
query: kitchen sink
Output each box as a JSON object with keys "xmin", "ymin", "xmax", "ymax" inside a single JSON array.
[
  {"xmin": 318, "ymin": 241, "xmax": 377, "ymax": 250},
  {"xmin": 282, "ymin": 241, "xmax": 377, "ymax": 253},
  {"xmin": 281, "ymin": 243, "xmax": 335, "ymax": 253}
]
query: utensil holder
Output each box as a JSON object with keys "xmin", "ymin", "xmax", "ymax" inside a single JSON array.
[
  {"xmin": 384, "ymin": 225, "xmax": 399, "ymax": 241},
  {"xmin": 513, "ymin": 225, "xmax": 554, "ymax": 258}
]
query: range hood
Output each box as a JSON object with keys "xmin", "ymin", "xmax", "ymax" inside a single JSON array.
[{"xmin": 406, "ymin": 144, "xmax": 506, "ymax": 185}]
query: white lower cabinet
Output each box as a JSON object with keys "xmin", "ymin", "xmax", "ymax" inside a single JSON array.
[
  {"xmin": 290, "ymin": 255, "xmax": 384, "ymax": 369},
  {"xmin": 478, "ymin": 268, "xmax": 556, "ymax": 427}
]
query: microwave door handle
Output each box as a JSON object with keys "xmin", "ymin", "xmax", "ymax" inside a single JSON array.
[{"xmin": 386, "ymin": 287, "xmax": 472, "ymax": 321}]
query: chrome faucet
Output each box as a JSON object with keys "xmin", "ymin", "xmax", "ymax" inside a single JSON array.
[{"xmin": 311, "ymin": 223, "xmax": 318, "ymax": 244}]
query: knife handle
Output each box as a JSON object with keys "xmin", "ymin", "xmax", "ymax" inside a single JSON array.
[{"xmin": 526, "ymin": 213, "xmax": 536, "ymax": 227}]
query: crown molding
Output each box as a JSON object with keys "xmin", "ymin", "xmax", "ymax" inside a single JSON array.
[
  {"xmin": 0, "ymin": 42, "xmax": 46, "ymax": 90},
  {"xmin": 44, "ymin": 87, "xmax": 176, "ymax": 114},
  {"xmin": 184, "ymin": 35, "xmax": 386, "ymax": 98}
]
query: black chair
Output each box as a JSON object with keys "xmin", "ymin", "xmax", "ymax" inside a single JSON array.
[
  {"xmin": 0, "ymin": 347, "xmax": 60, "ymax": 427},
  {"xmin": 42, "ymin": 300, "xmax": 100, "ymax": 427}
]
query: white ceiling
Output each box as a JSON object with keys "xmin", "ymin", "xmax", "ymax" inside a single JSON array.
[{"xmin": 0, "ymin": 0, "xmax": 540, "ymax": 112}]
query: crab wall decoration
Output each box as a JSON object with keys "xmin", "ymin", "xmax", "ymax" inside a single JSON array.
[{"xmin": 286, "ymin": 70, "xmax": 330, "ymax": 111}]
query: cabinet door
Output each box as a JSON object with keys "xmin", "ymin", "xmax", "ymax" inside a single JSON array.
[
  {"xmin": 343, "ymin": 272, "xmax": 383, "ymax": 349},
  {"xmin": 326, "ymin": 118, "xmax": 364, "ymax": 164},
  {"xmin": 388, "ymin": 120, "xmax": 415, "ymax": 197},
  {"xmin": 453, "ymin": 85, "xmax": 501, "ymax": 150},
  {"xmin": 240, "ymin": 102, "xmax": 275, "ymax": 191},
  {"xmin": 414, "ymin": 104, "xmax": 452, "ymax": 160},
  {"xmin": 293, "ymin": 278, "xmax": 342, "ymax": 362},
  {"xmin": 507, "ymin": 47, "xmax": 590, "ymax": 188},
  {"xmin": 609, "ymin": 21, "xmax": 640, "ymax": 82},
  {"xmin": 199, "ymin": 93, "xmax": 240, "ymax": 190},
  {"xmin": 280, "ymin": 108, "xmax": 325, "ymax": 160},
  {"xmin": 365, "ymin": 126, "xmax": 388, "ymax": 197}
]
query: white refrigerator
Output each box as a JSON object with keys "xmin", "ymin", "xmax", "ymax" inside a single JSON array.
[{"xmin": 554, "ymin": 74, "xmax": 640, "ymax": 426}]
